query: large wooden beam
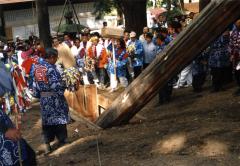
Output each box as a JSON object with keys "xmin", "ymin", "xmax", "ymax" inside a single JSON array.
[{"xmin": 96, "ymin": 0, "xmax": 240, "ymax": 128}]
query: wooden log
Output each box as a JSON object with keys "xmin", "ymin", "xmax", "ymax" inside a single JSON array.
[{"xmin": 96, "ymin": 0, "xmax": 240, "ymax": 128}]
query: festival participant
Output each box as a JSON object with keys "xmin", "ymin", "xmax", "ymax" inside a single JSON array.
[
  {"xmin": 170, "ymin": 22, "xmax": 193, "ymax": 89},
  {"xmin": 167, "ymin": 21, "xmax": 182, "ymax": 39},
  {"xmin": 123, "ymin": 30, "xmax": 130, "ymax": 45},
  {"xmin": 230, "ymin": 19, "xmax": 240, "ymax": 96},
  {"xmin": 158, "ymin": 15, "xmax": 167, "ymax": 28},
  {"xmin": 80, "ymin": 33, "xmax": 91, "ymax": 50},
  {"xmin": 75, "ymin": 34, "xmax": 91, "ymax": 85},
  {"xmin": 108, "ymin": 38, "xmax": 129, "ymax": 92},
  {"xmin": 28, "ymin": 32, "xmax": 38, "ymax": 46},
  {"xmin": 143, "ymin": 32, "xmax": 157, "ymax": 69},
  {"xmin": 209, "ymin": 31, "xmax": 231, "ymax": 92},
  {"xmin": 63, "ymin": 34, "xmax": 73, "ymax": 48},
  {"xmin": 192, "ymin": 50, "xmax": 209, "ymax": 92},
  {"xmin": 33, "ymin": 48, "xmax": 70, "ymax": 154},
  {"xmin": 159, "ymin": 27, "xmax": 172, "ymax": 45},
  {"xmin": 155, "ymin": 34, "xmax": 173, "ymax": 104},
  {"xmin": 0, "ymin": 61, "xmax": 36, "ymax": 166},
  {"xmin": 3, "ymin": 46, "xmax": 32, "ymax": 113},
  {"xmin": 87, "ymin": 36, "xmax": 108, "ymax": 89},
  {"xmin": 71, "ymin": 38, "xmax": 81, "ymax": 57},
  {"xmin": 139, "ymin": 27, "xmax": 149, "ymax": 43},
  {"xmin": 127, "ymin": 31, "xmax": 144, "ymax": 78},
  {"xmin": 52, "ymin": 37, "xmax": 76, "ymax": 74}
]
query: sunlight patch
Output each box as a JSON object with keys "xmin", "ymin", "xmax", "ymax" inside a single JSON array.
[
  {"xmin": 152, "ymin": 133, "xmax": 187, "ymax": 154},
  {"xmin": 198, "ymin": 139, "xmax": 228, "ymax": 157}
]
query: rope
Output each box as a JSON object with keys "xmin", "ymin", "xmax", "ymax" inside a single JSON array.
[
  {"xmin": 57, "ymin": 0, "xmax": 68, "ymax": 36},
  {"xmin": 96, "ymin": 134, "xmax": 102, "ymax": 166}
]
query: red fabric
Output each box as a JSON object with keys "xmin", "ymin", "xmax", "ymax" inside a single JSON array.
[
  {"xmin": 21, "ymin": 49, "xmax": 33, "ymax": 60},
  {"xmin": 79, "ymin": 48, "xmax": 86, "ymax": 58},
  {"xmin": 21, "ymin": 57, "xmax": 37, "ymax": 75}
]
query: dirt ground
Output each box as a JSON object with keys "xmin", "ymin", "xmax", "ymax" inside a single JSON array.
[{"xmin": 22, "ymin": 82, "xmax": 240, "ymax": 166}]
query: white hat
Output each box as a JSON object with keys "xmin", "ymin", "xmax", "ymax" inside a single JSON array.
[{"xmin": 130, "ymin": 31, "xmax": 136, "ymax": 38}]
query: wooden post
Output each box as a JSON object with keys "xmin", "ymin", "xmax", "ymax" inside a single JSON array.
[
  {"xmin": 0, "ymin": 5, "xmax": 6, "ymax": 37},
  {"xmin": 96, "ymin": 0, "xmax": 240, "ymax": 128},
  {"xmin": 36, "ymin": 0, "xmax": 52, "ymax": 48}
]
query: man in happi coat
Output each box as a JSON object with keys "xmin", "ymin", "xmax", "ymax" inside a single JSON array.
[
  {"xmin": 209, "ymin": 31, "xmax": 231, "ymax": 92},
  {"xmin": 127, "ymin": 31, "xmax": 144, "ymax": 78},
  {"xmin": 33, "ymin": 48, "xmax": 69, "ymax": 154}
]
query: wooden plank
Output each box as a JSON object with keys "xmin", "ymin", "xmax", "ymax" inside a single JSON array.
[
  {"xmin": 97, "ymin": 94, "xmax": 112, "ymax": 110},
  {"xmin": 64, "ymin": 85, "xmax": 98, "ymax": 122},
  {"xmin": 85, "ymin": 85, "xmax": 98, "ymax": 120},
  {"xmin": 96, "ymin": 0, "xmax": 240, "ymax": 128}
]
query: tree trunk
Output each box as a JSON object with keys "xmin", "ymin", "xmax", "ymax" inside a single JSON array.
[
  {"xmin": 166, "ymin": 0, "xmax": 172, "ymax": 21},
  {"xmin": 36, "ymin": 0, "xmax": 52, "ymax": 48},
  {"xmin": 200, "ymin": 0, "xmax": 211, "ymax": 11},
  {"xmin": 180, "ymin": 0, "xmax": 184, "ymax": 9},
  {"xmin": 121, "ymin": 0, "xmax": 147, "ymax": 37},
  {"xmin": 96, "ymin": 0, "xmax": 240, "ymax": 129},
  {"xmin": 0, "ymin": 5, "xmax": 6, "ymax": 37}
]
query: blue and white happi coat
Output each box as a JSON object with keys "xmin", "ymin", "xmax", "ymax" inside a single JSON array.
[
  {"xmin": 33, "ymin": 60, "xmax": 69, "ymax": 126},
  {"xmin": 0, "ymin": 110, "xmax": 27, "ymax": 166},
  {"xmin": 208, "ymin": 34, "xmax": 230, "ymax": 68},
  {"xmin": 192, "ymin": 49, "xmax": 209, "ymax": 76},
  {"xmin": 107, "ymin": 48, "xmax": 128, "ymax": 77}
]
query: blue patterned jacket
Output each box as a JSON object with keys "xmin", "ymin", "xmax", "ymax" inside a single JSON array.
[
  {"xmin": 208, "ymin": 35, "xmax": 230, "ymax": 68},
  {"xmin": 108, "ymin": 48, "xmax": 128, "ymax": 77},
  {"xmin": 128, "ymin": 40, "xmax": 144, "ymax": 67},
  {"xmin": 0, "ymin": 110, "xmax": 27, "ymax": 166},
  {"xmin": 33, "ymin": 60, "xmax": 69, "ymax": 126}
]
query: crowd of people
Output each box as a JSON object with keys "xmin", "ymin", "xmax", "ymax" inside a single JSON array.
[{"xmin": 1, "ymin": 12, "xmax": 240, "ymax": 165}]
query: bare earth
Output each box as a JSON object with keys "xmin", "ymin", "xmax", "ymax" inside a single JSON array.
[{"xmin": 22, "ymin": 83, "xmax": 240, "ymax": 166}]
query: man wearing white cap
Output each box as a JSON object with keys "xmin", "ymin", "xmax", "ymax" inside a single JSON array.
[{"xmin": 127, "ymin": 31, "xmax": 144, "ymax": 78}]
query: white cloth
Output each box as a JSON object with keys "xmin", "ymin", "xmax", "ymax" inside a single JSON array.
[
  {"xmin": 80, "ymin": 41, "xmax": 91, "ymax": 51},
  {"xmin": 82, "ymin": 74, "xmax": 90, "ymax": 85},
  {"xmin": 110, "ymin": 73, "xmax": 118, "ymax": 89},
  {"xmin": 17, "ymin": 50, "xmax": 23, "ymax": 69},
  {"xmin": 0, "ymin": 53, "xmax": 3, "ymax": 59},
  {"xmin": 176, "ymin": 65, "xmax": 193, "ymax": 87},
  {"xmin": 71, "ymin": 46, "xmax": 81, "ymax": 57}
]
